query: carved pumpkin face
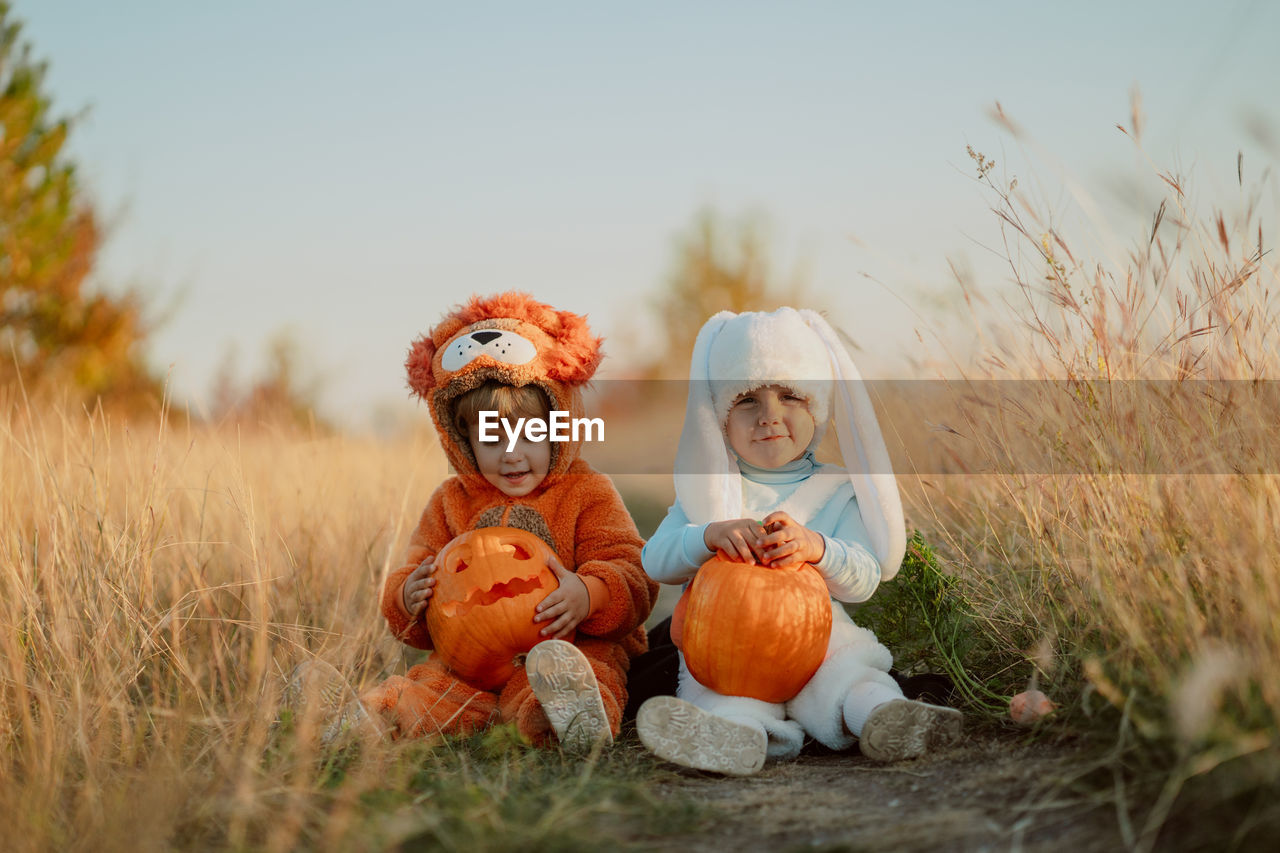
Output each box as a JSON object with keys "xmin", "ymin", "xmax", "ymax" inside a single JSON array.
[
  {"xmin": 425, "ymin": 526, "xmax": 566, "ymax": 689},
  {"xmin": 672, "ymin": 551, "xmax": 832, "ymax": 703}
]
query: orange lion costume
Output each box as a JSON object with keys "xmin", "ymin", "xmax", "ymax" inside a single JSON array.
[{"xmin": 362, "ymin": 292, "xmax": 657, "ymax": 744}]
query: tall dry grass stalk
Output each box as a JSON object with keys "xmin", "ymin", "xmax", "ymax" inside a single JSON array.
[
  {"xmin": 901, "ymin": 119, "xmax": 1280, "ymax": 843},
  {"xmin": 0, "ymin": 396, "xmax": 447, "ymax": 850}
]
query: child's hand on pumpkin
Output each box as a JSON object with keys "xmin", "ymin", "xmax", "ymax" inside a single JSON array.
[
  {"xmin": 703, "ymin": 518, "xmax": 767, "ymax": 563},
  {"xmin": 535, "ymin": 554, "xmax": 591, "ymax": 639},
  {"xmin": 402, "ymin": 556, "xmax": 437, "ymax": 618},
  {"xmin": 758, "ymin": 511, "xmax": 825, "ymax": 568}
]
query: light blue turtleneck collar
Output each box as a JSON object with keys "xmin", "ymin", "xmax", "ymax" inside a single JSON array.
[{"xmin": 735, "ymin": 450, "xmax": 819, "ymax": 485}]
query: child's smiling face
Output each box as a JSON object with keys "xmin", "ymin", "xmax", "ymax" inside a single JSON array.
[
  {"xmin": 725, "ymin": 384, "xmax": 816, "ymax": 469},
  {"xmin": 467, "ymin": 422, "xmax": 552, "ymax": 497}
]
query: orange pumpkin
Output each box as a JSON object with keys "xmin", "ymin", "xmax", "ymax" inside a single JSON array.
[
  {"xmin": 672, "ymin": 551, "xmax": 832, "ymax": 703},
  {"xmin": 425, "ymin": 526, "xmax": 568, "ymax": 689}
]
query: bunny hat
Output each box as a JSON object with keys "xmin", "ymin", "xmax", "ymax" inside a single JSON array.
[{"xmin": 673, "ymin": 308, "xmax": 905, "ymax": 581}]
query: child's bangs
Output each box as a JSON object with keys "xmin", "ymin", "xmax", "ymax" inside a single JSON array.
[
  {"xmin": 732, "ymin": 383, "xmax": 811, "ymax": 404},
  {"xmin": 455, "ymin": 382, "xmax": 550, "ymax": 429}
]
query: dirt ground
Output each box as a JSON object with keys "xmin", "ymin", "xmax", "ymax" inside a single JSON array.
[
  {"xmin": 637, "ymin": 731, "xmax": 1132, "ymax": 853},
  {"xmin": 619, "ymin": 594, "xmax": 1132, "ymax": 851}
]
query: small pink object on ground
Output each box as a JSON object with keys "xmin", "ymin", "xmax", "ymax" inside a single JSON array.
[{"xmin": 1009, "ymin": 689, "xmax": 1056, "ymax": 725}]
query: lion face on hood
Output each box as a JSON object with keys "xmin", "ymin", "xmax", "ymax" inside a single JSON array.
[{"xmin": 405, "ymin": 292, "xmax": 603, "ymax": 482}]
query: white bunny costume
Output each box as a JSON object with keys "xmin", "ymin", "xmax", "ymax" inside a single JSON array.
[{"xmin": 641, "ymin": 307, "xmax": 910, "ymax": 759}]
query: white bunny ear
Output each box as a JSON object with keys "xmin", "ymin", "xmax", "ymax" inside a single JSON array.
[
  {"xmin": 799, "ymin": 310, "xmax": 906, "ymax": 581},
  {"xmin": 675, "ymin": 312, "xmax": 742, "ymax": 525}
]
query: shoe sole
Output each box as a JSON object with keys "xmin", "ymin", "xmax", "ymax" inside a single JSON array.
[
  {"xmin": 526, "ymin": 640, "xmax": 613, "ymax": 752},
  {"xmin": 859, "ymin": 699, "xmax": 962, "ymax": 762},
  {"xmin": 636, "ymin": 696, "xmax": 767, "ymax": 776},
  {"xmin": 282, "ymin": 659, "xmax": 382, "ymax": 745}
]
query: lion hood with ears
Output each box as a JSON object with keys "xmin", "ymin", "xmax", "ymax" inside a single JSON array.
[
  {"xmin": 382, "ymin": 292, "xmax": 657, "ymax": 671},
  {"xmin": 405, "ymin": 290, "xmax": 604, "ymax": 485}
]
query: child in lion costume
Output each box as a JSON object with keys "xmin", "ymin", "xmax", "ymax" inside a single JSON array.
[{"xmin": 358, "ymin": 291, "xmax": 656, "ymax": 749}]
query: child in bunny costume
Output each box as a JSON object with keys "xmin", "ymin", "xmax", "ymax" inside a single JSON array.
[{"xmin": 636, "ymin": 308, "xmax": 961, "ymax": 775}]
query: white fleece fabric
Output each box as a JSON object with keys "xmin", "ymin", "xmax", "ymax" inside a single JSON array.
[
  {"xmin": 677, "ymin": 659, "xmax": 806, "ymax": 760},
  {"xmin": 672, "ymin": 308, "xmax": 906, "ymax": 581},
  {"xmin": 652, "ymin": 306, "xmax": 910, "ymax": 759},
  {"xmin": 654, "ymin": 480, "xmax": 902, "ymax": 755},
  {"xmin": 669, "ymin": 550, "xmax": 903, "ymax": 756},
  {"xmin": 643, "ymin": 469, "xmax": 882, "ymax": 600},
  {"xmin": 704, "ymin": 308, "xmax": 834, "ymax": 428},
  {"xmin": 785, "ymin": 606, "xmax": 902, "ymax": 749}
]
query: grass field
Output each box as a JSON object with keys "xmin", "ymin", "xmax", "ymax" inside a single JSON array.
[
  {"xmin": 3, "ymin": 156, "xmax": 1280, "ymax": 850},
  {"xmin": 885, "ymin": 147, "xmax": 1280, "ymax": 848}
]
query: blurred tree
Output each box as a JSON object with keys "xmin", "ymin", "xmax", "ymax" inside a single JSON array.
[
  {"xmin": 209, "ymin": 331, "xmax": 329, "ymax": 432},
  {"xmin": 0, "ymin": 2, "xmax": 158, "ymax": 406},
  {"xmin": 644, "ymin": 208, "xmax": 815, "ymax": 379},
  {"xmin": 595, "ymin": 209, "xmax": 823, "ymax": 517}
]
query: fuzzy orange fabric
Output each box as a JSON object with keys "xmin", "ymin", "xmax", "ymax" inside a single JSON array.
[
  {"xmin": 373, "ymin": 292, "xmax": 657, "ymax": 742},
  {"xmin": 406, "ymin": 291, "xmax": 603, "ymax": 394},
  {"xmin": 360, "ymin": 640, "xmax": 628, "ymax": 743},
  {"xmin": 383, "ymin": 470, "xmax": 654, "ymax": 655},
  {"xmin": 405, "ymin": 292, "xmax": 605, "ymax": 477},
  {"xmin": 360, "ymin": 659, "xmax": 496, "ymax": 739}
]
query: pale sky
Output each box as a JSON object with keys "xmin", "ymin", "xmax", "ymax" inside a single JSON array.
[{"xmin": 18, "ymin": 1, "xmax": 1280, "ymax": 428}]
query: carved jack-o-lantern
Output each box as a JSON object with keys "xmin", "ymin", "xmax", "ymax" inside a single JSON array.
[
  {"xmin": 672, "ymin": 551, "xmax": 832, "ymax": 703},
  {"xmin": 425, "ymin": 526, "xmax": 566, "ymax": 689}
]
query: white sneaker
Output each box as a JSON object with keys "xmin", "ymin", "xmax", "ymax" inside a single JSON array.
[
  {"xmin": 525, "ymin": 640, "xmax": 613, "ymax": 752},
  {"xmin": 858, "ymin": 699, "xmax": 962, "ymax": 762},
  {"xmin": 636, "ymin": 696, "xmax": 767, "ymax": 776},
  {"xmin": 281, "ymin": 659, "xmax": 382, "ymax": 746}
]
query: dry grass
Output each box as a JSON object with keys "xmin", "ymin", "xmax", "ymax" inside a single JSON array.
[
  {"xmin": 0, "ymin": 397, "xmax": 697, "ymax": 852},
  {"xmin": 892, "ymin": 125, "xmax": 1280, "ymax": 847},
  {"xmin": 0, "ymin": 397, "xmax": 451, "ymax": 850},
  {"xmin": 4, "ymin": 121, "xmax": 1279, "ymax": 849}
]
